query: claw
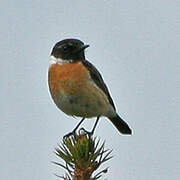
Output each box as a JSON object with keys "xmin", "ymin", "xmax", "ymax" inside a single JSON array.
[
  {"xmin": 79, "ymin": 128, "xmax": 93, "ymax": 137},
  {"xmin": 63, "ymin": 131, "xmax": 76, "ymax": 140}
]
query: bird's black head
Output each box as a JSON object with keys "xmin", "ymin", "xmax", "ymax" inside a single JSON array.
[{"xmin": 51, "ymin": 39, "xmax": 89, "ymax": 62}]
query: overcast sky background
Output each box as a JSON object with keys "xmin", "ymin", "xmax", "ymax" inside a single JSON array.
[{"xmin": 0, "ymin": 1, "xmax": 180, "ymax": 180}]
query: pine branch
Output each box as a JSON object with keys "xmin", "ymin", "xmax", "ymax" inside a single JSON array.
[{"xmin": 53, "ymin": 129, "xmax": 112, "ymax": 180}]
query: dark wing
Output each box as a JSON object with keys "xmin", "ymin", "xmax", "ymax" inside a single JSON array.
[{"xmin": 82, "ymin": 60, "xmax": 116, "ymax": 110}]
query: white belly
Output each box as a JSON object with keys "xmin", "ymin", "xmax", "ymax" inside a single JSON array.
[{"xmin": 52, "ymin": 83, "xmax": 115, "ymax": 118}]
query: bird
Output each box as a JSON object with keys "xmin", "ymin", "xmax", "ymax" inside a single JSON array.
[{"xmin": 48, "ymin": 38, "xmax": 132, "ymax": 135}]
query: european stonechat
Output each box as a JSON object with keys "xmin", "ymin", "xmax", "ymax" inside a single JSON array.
[{"xmin": 48, "ymin": 39, "xmax": 132, "ymax": 135}]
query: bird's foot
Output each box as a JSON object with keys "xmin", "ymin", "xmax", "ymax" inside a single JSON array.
[
  {"xmin": 63, "ymin": 131, "xmax": 76, "ymax": 140},
  {"xmin": 79, "ymin": 128, "xmax": 93, "ymax": 137},
  {"xmin": 63, "ymin": 127, "xmax": 94, "ymax": 141}
]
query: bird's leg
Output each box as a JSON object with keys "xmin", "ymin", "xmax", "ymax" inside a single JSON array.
[
  {"xmin": 63, "ymin": 118, "xmax": 85, "ymax": 139},
  {"xmin": 72, "ymin": 118, "xmax": 85, "ymax": 133},
  {"xmin": 91, "ymin": 116, "xmax": 100, "ymax": 135},
  {"xmin": 79, "ymin": 116, "xmax": 100, "ymax": 137}
]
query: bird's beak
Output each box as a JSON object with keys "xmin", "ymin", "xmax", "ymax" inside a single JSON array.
[
  {"xmin": 81, "ymin": 44, "xmax": 90, "ymax": 50},
  {"xmin": 74, "ymin": 44, "xmax": 89, "ymax": 53}
]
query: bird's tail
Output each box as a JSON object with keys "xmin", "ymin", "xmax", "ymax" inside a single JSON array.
[{"xmin": 109, "ymin": 114, "xmax": 132, "ymax": 135}]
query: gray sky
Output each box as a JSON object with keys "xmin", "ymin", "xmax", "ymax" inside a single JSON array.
[{"xmin": 0, "ymin": 0, "xmax": 180, "ymax": 179}]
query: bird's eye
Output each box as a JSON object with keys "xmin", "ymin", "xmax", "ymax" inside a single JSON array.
[{"xmin": 63, "ymin": 45, "xmax": 71, "ymax": 52}]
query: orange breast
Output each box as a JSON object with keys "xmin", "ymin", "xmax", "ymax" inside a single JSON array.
[{"xmin": 48, "ymin": 61, "xmax": 90, "ymax": 96}]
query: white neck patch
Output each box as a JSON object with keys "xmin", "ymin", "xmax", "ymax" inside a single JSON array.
[{"xmin": 49, "ymin": 55, "xmax": 71, "ymax": 67}]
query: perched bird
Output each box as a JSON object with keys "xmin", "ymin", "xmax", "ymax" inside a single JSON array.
[{"xmin": 48, "ymin": 39, "xmax": 132, "ymax": 135}]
